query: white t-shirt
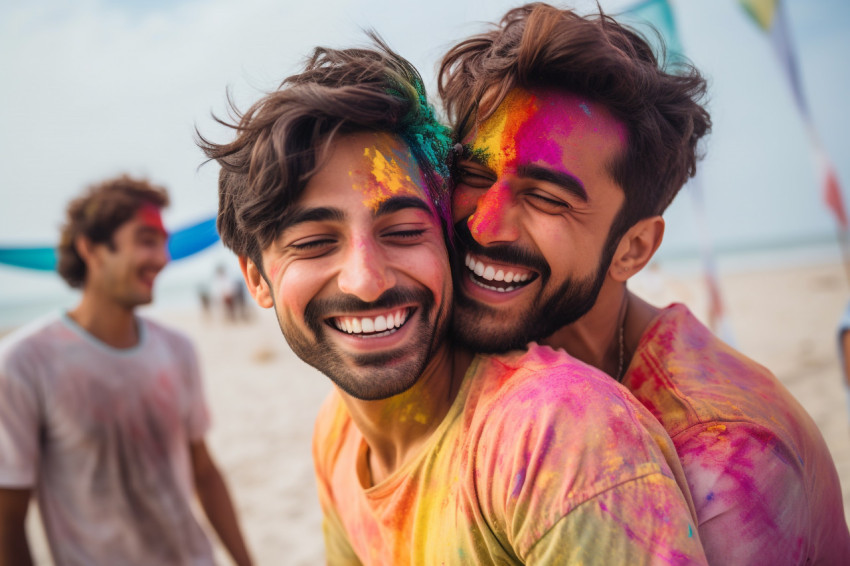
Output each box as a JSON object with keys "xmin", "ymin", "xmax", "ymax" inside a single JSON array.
[{"xmin": 0, "ymin": 313, "xmax": 214, "ymax": 566}]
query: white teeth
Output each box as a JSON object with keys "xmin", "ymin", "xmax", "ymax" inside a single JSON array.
[
  {"xmin": 332, "ymin": 309, "xmax": 409, "ymax": 336},
  {"xmin": 464, "ymin": 253, "xmax": 534, "ymax": 290},
  {"xmin": 469, "ymin": 273, "xmax": 519, "ymax": 293}
]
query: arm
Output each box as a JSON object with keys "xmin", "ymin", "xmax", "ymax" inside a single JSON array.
[
  {"xmin": 676, "ymin": 422, "xmax": 812, "ymax": 565},
  {"xmin": 525, "ymin": 475, "xmax": 706, "ymax": 565},
  {"xmin": 0, "ymin": 488, "xmax": 33, "ymax": 566},
  {"xmin": 190, "ymin": 440, "xmax": 253, "ymax": 566}
]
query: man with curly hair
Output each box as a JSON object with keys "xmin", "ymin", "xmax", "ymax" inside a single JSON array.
[
  {"xmin": 440, "ymin": 3, "xmax": 850, "ymax": 563},
  {"xmin": 0, "ymin": 176, "xmax": 252, "ymax": 566}
]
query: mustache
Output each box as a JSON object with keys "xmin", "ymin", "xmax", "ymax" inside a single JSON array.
[
  {"xmin": 303, "ymin": 287, "xmax": 434, "ymax": 334},
  {"xmin": 452, "ymin": 219, "xmax": 550, "ymax": 278}
]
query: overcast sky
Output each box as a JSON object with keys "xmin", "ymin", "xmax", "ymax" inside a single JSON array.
[{"xmin": 0, "ymin": 0, "xmax": 847, "ymax": 261}]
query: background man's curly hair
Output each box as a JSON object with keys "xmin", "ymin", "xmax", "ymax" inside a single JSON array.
[
  {"xmin": 439, "ymin": 2, "xmax": 711, "ymax": 249},
  {"xmin": 198, "ymin": 35, "xmax": 453, "ymax": 269},
  {"xmin": 57, "ymin": 175, "xmax": 169, "ymax": 288}
]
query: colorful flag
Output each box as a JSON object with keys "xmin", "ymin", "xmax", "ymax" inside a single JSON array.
[
  {"xmin": 623, "ymin": 0, "xmax": 732, "ymax": 337},
  {"xmin": 739, "ymin": 0, "xmax": 847, "ymax": 230}
]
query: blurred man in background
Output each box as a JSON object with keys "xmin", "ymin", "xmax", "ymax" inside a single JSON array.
[
  {"xmin": 0, "ymin": 176, "xmax": 252, "ymax": 566},
  {"xmin": 440, "ymin": 3, "xmax": 850, "ymax": 563}
]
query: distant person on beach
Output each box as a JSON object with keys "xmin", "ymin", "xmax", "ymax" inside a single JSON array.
[
  {"xmin": 439, "ymin": 3, "xmax": 850, "ymax": 563},
  {"xmin": 200, "ymin": 39, "xmax": 707, "ymax": 564},
  {"xmin": 0, "ymin": 176, "xmax": 253, "ymax": 566}
]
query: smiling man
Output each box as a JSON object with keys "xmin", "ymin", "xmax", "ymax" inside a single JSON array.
[
  {"xmin": 201, "ymin": 39, "xmax": 708, "ymax": 564},
  {"xmin": 0, "ymin": 176, "xmax": 253, "ymax": 566},
  {"xmin": 440, "ymin": 4, "xmax": 850, "ymax": 564}
]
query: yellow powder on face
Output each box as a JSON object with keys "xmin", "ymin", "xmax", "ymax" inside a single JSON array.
[
  {"xmin": 352, "ymin": 133, "xmax": 423, "ymax": 211},
  {"xmin": 468, "ymin": 88, "xmax": 537, "ymax": 174}
]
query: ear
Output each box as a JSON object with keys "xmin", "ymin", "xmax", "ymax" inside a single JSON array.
[
  {"xmin": 239, "ymin": 256, "xmax": 274, "ymax": 309},
  {"xmin": 609, "ymin": 216, "xmax": 664, "ymax": 283},
  {"xmin": 74, "ymin": 235, "xmax": 98, "ymax": 265}
]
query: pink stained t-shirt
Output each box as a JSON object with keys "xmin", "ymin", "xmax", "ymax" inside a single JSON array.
[
  {"xmin": 313, "ymin": 343, "xmax": 707, "ymax": 565},
  {"xmin": 623, "ymin": 303, "xmax": 850, "ymax": 565}
]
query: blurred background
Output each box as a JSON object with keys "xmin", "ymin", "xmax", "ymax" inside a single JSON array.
[
  {"xmin": 0, "ymin": 0, "xmax": 847, "ymax": 328},
  {"xmin": 1, "ymin": 1, "xmax": 849, "ymax": 563}
]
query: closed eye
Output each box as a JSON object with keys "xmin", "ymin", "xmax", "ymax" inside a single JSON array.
[
  {"xmin": 384, "ymin": 228, "xmax": 427, "ymax": 243},
  {"xmin": 289, "ymin": 237, "xmax": 336, "ymax": 253},
  {"xmin": 455, "ymin": 165, "xmax": 496, "ymax": 189},
  {"xmin": 527, "ymin": 192, "xmax": 571, "ymax": 213}
]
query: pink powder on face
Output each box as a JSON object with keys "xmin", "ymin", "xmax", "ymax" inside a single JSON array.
[
  {"xmin": 463, "ymin": 88, "xmax": 626, "ymax": 239},
  {"xmin": 468, "ymin": 88, "xmax": 627, "ymax": 179},
  {"xmin": 468, "ymin": 182, "xmax": 512, "ymax": 240}
]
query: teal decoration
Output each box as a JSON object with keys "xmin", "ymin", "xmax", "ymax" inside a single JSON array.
[
  {"xmin": 622, "ymin": 0, "xmax": 684, "ymax": 60},
  {"xmin": 0, "ymin": 216, "xmax": 220, "ymax": 272}
]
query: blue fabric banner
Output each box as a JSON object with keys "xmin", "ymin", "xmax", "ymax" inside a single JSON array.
[{"xmin": 0, "ymin": 216, "xmax": 220, "ymax": 271}]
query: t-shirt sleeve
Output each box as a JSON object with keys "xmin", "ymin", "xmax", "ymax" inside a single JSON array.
[
  {"xmin": 472, "ymin": 364, "xmax": 707, "ymax": 564},
  {"xmin": 320, "ymin": 507, "xmax": 363, "ymax": 565},
  {"xmin": 525, "ymin": 474, "xmax": 706, "ymax": 565},
  {"xmin": 177, "ymin": 335, "xmax": 211, "ymax": 441},
  {"xmin": 676, "ymin": 421, "xmax": 809, "ymax": 565},
  {"xmin": 0, "ymin": 353, "xmax": 41, "ymax": 487},
  {"xmin": 312, "ymin": 394, "xmax": 362, "ymax": 565}
]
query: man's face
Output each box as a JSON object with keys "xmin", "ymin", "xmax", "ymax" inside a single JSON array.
[
  {"xmin": 89, "ymin": 205, "xmax": 170, "ymax": 308},
  {"xmin": 251, "ymin": 132, "xmax": 452, "ymax": 401},
  {"xmin": 451, "ymin": 87, "xmax": 626, "ymax": 352}
]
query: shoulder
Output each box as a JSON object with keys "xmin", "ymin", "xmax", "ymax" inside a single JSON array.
[
  {"xmin": 477, "ymin": 343, "xmax": 646, "ymax": 419},
  {"xmin": 140, "ymin": 316, "xmax": 191, "ymax": 343},
  {"xmin": 313, "ymin": 391, "xmax": 354, "ymax": 459},
  {"xmin": 469, "ymin": 343, "xmax": 669, "ymax": 470},
  {"xmin": 0, "ymin": 314, "xmax": 66, "ymax": 372},
  {"xmin": 626, "ymin": 304, "xmax": 786, "ymax": 431},
  {"xmin": 139, "ymin": 316, "xmax": 197, "ymax": 356}
]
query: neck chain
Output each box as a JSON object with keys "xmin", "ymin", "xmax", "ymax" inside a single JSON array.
[{"xmin": 615, "ymin": 295, "xmax": 629, "ymax": 382}]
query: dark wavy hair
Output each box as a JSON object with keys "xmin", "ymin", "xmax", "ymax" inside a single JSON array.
[
  {"xmin": 198, "ymin": 35, "xmax": 453, "ymax": 269},
  {"xmin": 439, "ymin": 2, "xmax": 711, "ymax": 248},
  {"xmin": 57, "ymin": 175, "xmax": 169, "ymax": 288}
]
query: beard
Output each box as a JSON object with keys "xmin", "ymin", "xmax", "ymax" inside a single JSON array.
[
  {"xmin": 451, "ymin": 220, "xmax": 610, "ymax": 353},
  {"xmin": 274, "ymin": 286, "xmax": 450, "ymax": 401}
]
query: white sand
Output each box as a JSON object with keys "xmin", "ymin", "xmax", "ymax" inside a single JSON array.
[{"xmin": 23, "ymin": 259, "xmax": 850, "ymax": 565}]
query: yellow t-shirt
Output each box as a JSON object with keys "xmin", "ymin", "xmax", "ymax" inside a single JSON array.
[{"xmin": 313, "ymin": 343, "xmax": 705, "ymax": 565}]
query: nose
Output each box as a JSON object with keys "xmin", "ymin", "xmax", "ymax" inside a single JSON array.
[
  {"xmin": 337, "ymin": 236, "xmax": 396, "ymax": 303},
  {"xmin": 467, "ymin": 182, "xmax": 519, "ymax": 245}
]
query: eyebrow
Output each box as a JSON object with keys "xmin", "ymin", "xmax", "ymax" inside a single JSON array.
[
  {"xmin": 278, "ymin": 207, "xmax": 346, "ymax": 234},
  {"xmin": 279, "ymin": 195, "xmax": 433, "ymax": 234},
  {"xmin": 517, "ymin": 164, "xmax": 588, "ymax": 203},
  {"xmin": 374, "ymin": 195, "xmax": 433, "ymax": 217},
  {"xmin": 136, "ymin": 225, "xmax": 169, "ymax": 238}
]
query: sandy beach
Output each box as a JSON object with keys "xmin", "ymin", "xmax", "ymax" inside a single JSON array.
[{"xmin": 21, "ymin": 257, "xmax": 850, "ymax": 565}]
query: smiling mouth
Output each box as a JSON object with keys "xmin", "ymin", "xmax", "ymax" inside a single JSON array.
[
  {"xmin": 464, "ymin": 253, "xmax": 537, "ymax": 293},
  {"xmin": 328, "ymin": 307, "xmax": 414, "ymax": 337}
]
